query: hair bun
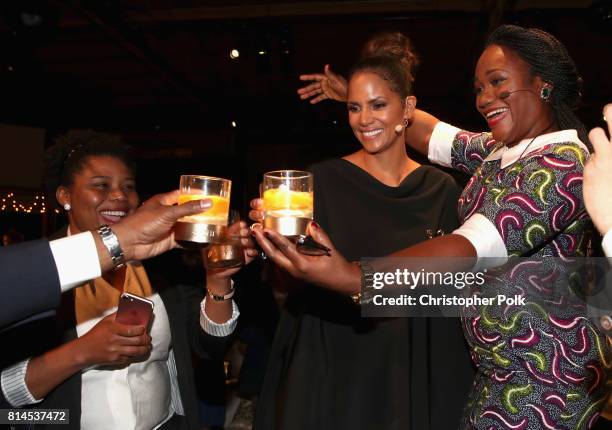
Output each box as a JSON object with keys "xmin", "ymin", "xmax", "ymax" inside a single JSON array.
[{"xmin": 361, "ymin": 32, "xmax": 419, "ymax": 83}]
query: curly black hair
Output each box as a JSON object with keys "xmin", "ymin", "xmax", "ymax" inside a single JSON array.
[
  {"xmin": 43, "ymin": 130, "xmax": 136, "ymax": 207},
  {"xmin": 486, "ymin": 25, "xmax": 589, "ymax": 148}
]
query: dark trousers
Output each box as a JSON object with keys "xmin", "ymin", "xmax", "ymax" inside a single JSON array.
[{"xmin": 159, "ymin": 414, "xmax": 189, "ymax": 430}]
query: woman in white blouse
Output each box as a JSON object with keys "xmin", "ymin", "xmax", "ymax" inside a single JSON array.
[{"xmin": 0, "ymin": 131, "xmax": 254, "ymax": 429}]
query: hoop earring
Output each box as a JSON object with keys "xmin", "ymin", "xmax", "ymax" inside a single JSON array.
[
  {"xmin": 63, "ymin": 203, "xmax": 71, "ymax": 211},
  {"xmin": 403, "ymin": 118, "xmax": 409, "ymax": 127},
  {"xmin": 540, "ymin": 86, "xmax": 552, "ymax": 102}
]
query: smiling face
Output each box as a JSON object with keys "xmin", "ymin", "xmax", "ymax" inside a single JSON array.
[
  {"xmin": 474, "ymin": 44, "xmax": 555, "ymax": 146},
  {"xmin": 347, "ymin": 71, "xmax": 414, "ymax": 154},
  {"xmin": 57, "ymin": 155, "xmax": 139, "ymax": 234}
]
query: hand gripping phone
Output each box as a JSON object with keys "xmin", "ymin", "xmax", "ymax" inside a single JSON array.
[{"xmin": 115, "ymin": 292, "xmax": 154, "ymax": 327}]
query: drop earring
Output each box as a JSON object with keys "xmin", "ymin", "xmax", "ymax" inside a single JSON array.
[{"xmin": 540, "ymin": 86, "xmax": 551, "ymax": 102}]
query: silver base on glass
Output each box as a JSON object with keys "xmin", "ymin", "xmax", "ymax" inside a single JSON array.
[
  {"xmin": 263, "ymin": 216, "xmax": 310, "ymax": 237},
  {"xmin": 175, "ymin": 221, "xmax": 226, "ymax": 245}
]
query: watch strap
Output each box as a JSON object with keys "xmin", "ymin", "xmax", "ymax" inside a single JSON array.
[{"xmin": 97, "ymin": 224, "xmax": 126, "ymax": 268}]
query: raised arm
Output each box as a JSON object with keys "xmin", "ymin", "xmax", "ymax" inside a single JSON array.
[
  {"xmin": 404, "ymin": 109, "xmax": 441, "ymax": 156},
  {"xmin": 297, "ymin": 64, "xmax": 348, "ymax": 104}
]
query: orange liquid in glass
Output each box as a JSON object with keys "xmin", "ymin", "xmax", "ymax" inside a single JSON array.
[
  {"xmin": 263, "ymin": 188, "xmax": 313, "ymax": 218},
  {"xmin": 178, "ymin": 194, "xmax": 230, "ymax": 225}
]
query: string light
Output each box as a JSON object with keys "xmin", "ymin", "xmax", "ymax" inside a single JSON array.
[{"xmin": 0, "ymin": 191, "xmax": 48, "ymax": 214}]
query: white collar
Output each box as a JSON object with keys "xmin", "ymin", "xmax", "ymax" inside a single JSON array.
[{"xmin": 484, "ymin": 129, "xmax": 588, "ymax": 169}]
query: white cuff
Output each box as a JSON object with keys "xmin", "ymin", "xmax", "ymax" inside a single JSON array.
[
  {"xmin": 428, "ymin": 121, "xmax": 460, "ymax": 168},
  {"xmin": 603, "ymin": 230, "xmax": 612, "ymax": 258},
  {"xmin": 200, "ymin": 298, "xmax": 239, "ymax": 337},
  {"xmin": 49, "ymin": 232, "xmax": 102, "ymax": 292},
  {"xmin": 453, "ymin": 213, "xmax": 508, "ymax": 270},
  {"xmin": 1, "ymin": 359, "xmax": 43, "ymax": 407}
]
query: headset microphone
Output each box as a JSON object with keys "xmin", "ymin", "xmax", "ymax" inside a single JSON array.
[{"xmin": 499, "ymin": 89, "xmax": 538, "ymax": 99}]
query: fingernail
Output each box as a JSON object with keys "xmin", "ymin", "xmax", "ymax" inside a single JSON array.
[
  {"xmin": 200, "ymin": 199, "xmax": 212, "ymax": 209},
  {"xmin": 311, "ymin": 221, "xmax": 320, "ymax": 229}
]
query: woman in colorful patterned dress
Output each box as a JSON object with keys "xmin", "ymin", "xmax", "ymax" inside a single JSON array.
[{"xmin": 251, "ymin": 25, "xmax": 610, "ymax": 429}]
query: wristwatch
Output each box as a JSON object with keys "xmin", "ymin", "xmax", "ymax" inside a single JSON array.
[
  {"xmin": 351, "ymin": 261, "xmax": 375, "ymax": 305},
  {"xmin": 97, "ymin": 224, "xmax": 126, "ymax": 268}
]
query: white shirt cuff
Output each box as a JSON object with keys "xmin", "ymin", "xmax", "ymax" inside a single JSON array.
[
  {"xmin": 428, "ymin": 121, "xmax": 460, "ymax": 168},
  {"xmin": 200, "ymin": 297, "xmax": 239, "ymax": 337},
  {"xmin": 453, "ymin": 213, "xmax": 508, "ymax": 270},
  {"xmin": 1, "ymin": 359, "xmax": 43, "ymax": 407},
  {"xmin": 49, "ymin": 232, "xmax": 102, "ymax": 292},
  {"xmin": 603, "ymin": 230, "xmax": 612, "ymax": 258}
]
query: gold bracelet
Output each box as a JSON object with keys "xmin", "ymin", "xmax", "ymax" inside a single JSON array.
[{"xmin": 207, "ymin": 280, "xmax": 235, "ymax": 302}]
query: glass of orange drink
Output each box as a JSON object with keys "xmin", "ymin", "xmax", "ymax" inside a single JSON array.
[
  {"xmin": 262, "ymin": 170, "xmax": 313, "ymax": 237},
  {"xmin": 175, "ymin": 175, "xmax": 231, "ymax": 246}
]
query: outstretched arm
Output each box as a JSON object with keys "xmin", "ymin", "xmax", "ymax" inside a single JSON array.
[
  {"xmin": 250, "ymin": 223, "xmax": 476, "ymax": 296},
  {"xmin": 584, "ymin": 103, "xmax": 612, "ymax": 239}
]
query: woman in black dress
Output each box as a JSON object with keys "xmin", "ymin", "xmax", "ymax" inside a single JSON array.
[{"xmin": 251, "ymin": 35, "xmax": 474, "ymax": 430}]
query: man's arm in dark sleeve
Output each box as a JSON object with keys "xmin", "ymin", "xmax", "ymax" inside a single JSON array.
[{"xmin": 0, "ymin": 239, "xmax": 61, "ymax": 328}]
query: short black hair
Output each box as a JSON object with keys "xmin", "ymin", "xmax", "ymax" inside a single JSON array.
[{"xmin": 43, "ymin": 130, "xmax": 136, "ymax": 206}]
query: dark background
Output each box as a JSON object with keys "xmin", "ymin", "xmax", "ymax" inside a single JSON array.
[{"xmin": 1, "ymin": 0, "xmax": 611, "ymax": 240}]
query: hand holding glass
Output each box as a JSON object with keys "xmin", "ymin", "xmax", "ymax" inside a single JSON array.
[{"xmin": 205, "ymin": 210, "xmax": 245, "ymax": 269}]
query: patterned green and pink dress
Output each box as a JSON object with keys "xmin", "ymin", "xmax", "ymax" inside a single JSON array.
[{"xmin": 429, "ymin": 123, "xmax": 610, "ymax": 429}]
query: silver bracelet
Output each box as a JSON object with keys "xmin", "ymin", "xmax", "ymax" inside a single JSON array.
[{"xmin": 97, "ymin": 224, "xmax": 126, "ymax": 268}]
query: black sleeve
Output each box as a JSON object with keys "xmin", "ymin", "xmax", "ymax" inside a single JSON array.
[
  {"xmin": 309, "ymin": 162, "xmax": 330, "ymax": 230},
  {"xmin": 438, "ymin": 174, "xmax": 462, "ymax": 234},
  {"xmin": 0, "ymin": 239, "xmax": 61, "ymax": 328}
]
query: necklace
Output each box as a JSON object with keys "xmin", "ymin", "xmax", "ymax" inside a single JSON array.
[
  {"xmin": 505, "ymin": 135, "xmax": 538, "ymax": 170},
  {"xmin": 494, "ymin": 135, "xmax": 538, "ymax": 184}
]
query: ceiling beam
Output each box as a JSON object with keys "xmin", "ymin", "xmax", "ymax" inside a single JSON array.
[
  {"xmin": 56, "ymin": 0, "xmax": 203, "ymax": 105},
  {"xmin": 122, "ymin": 0, "xmax": 593, "ymax": 23}
]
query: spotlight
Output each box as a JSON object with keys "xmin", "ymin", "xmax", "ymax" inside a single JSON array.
[
  {"xmin": 231, "ymin": 121, "xmax": 237, "ymax": 128},
  {"xmin": 230, "ymin": 49, "xmax": 240, "ymax": 59},
  {"xmin": 258, "ymin": 49, "xmax": 267, "ymax": 56},
  {"xmin": 279, "ymin": 27, "xmax": 292, "ymax": 55}
]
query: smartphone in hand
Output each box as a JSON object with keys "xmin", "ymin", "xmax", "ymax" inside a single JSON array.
[{"xmin": 116, "ymin": 292, "xmax": 154, "ymax": 327}]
